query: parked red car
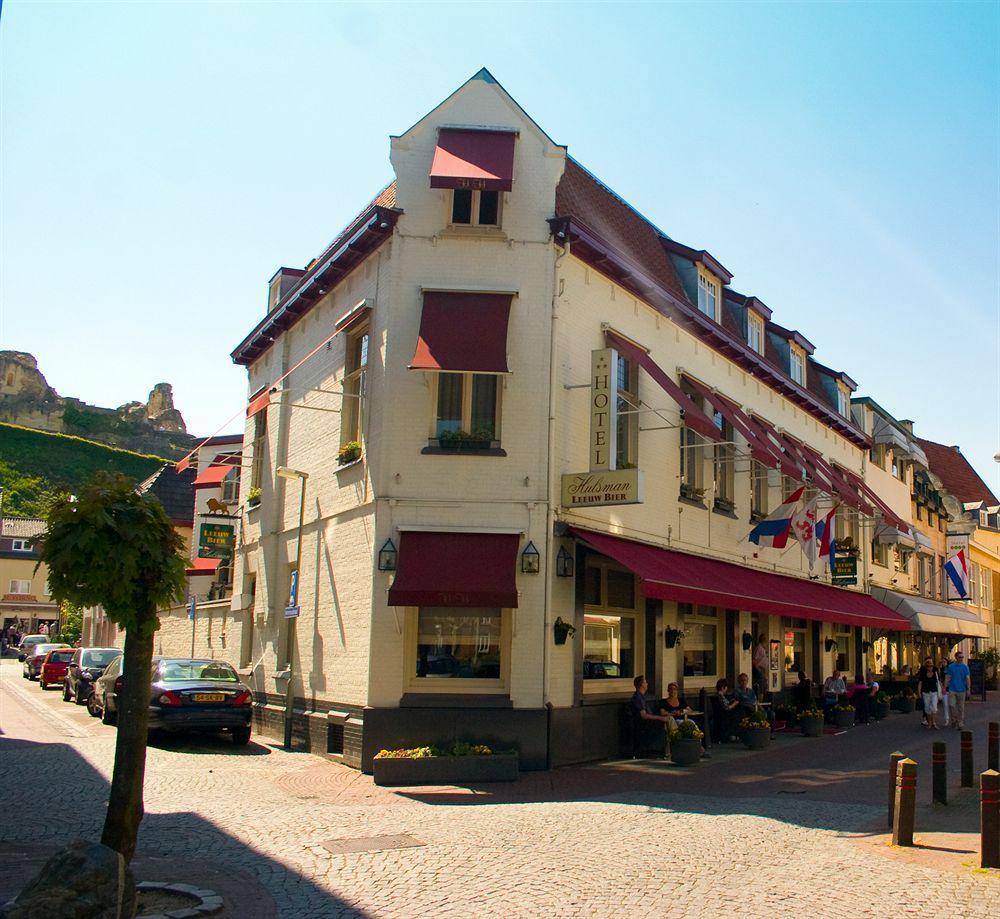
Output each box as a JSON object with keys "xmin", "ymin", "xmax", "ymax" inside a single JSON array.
[{"xmin": 39, "ymin": 648, "xmax": 76, "ymax": 690}]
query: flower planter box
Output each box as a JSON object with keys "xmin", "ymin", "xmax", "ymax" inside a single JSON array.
[
  {"xmin": 800, "ymin": 716, "xmax": 824, "ymax": 738},
  {"xmin": 743, "ymin": 726, "xmax": 771, "ymax": 751},
  {"xmin": 872, "ymin": 701, "xmax": 891, "ymax": 721},
  {"xmin": 373, "ymin": 753, "xmax": 518, "ymax": 787},
  {"xmin": 669, "ymin": 737, "xmax": 701, "ymax": 766},
  {"xmin": 437, "ymin": 440, "xmax": 494, "ymax": 452},
  {"xmin": 832, "ymin": 710, "xmax": 855, "ymax": 730}
]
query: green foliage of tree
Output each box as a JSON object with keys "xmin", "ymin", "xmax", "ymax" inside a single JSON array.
[
  {"xmin": 0, "ymin": 459, "xmax": 60, "ymax": 517},
  {"xmin": 56, "ymin": 601, "xmax": 83, "ymax": 646},
  {"xmin": 39, "ymin": 472, "xmax": 186, "ymax": 863}
]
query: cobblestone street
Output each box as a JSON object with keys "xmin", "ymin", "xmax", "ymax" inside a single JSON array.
[{"xmin": 2, "ymin": 656, "xmax": 997, "ymax": 917}]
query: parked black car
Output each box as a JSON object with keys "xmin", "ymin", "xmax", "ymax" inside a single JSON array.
[
  {"xmin": 92, "ymin": 656, "xmax": 253, "ymax": 745},
  {"xmin": 62, "ymin": 647, "xmax": 122, "ymax": 705}
]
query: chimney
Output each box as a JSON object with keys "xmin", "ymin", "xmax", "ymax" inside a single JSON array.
[
  {"xmin": 267, "ymin": 267, "xmax": 307, "ymax": 313},
  {"xmin": 897, "ymin": 419, "xmax": 914, "ymax": 434}
]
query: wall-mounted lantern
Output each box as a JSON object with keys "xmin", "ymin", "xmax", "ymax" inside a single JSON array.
[
  {"xmin": 377, "ymin": 538, "xmax": 397, "ymax": 572},
  {"xmin": 521, "ymin": 541, "xmax": 540, "ymax": 574},
  {"xmin": 555, "ymin": 545, "xmax": 575, "ymax": 578}
]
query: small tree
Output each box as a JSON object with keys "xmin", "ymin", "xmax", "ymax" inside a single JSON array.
[
  {"xmin": 39, "ymin": 473, "xmax": 185, "ymax": 862},
  {"xmin": 56, "ymin": 600, "xmax": 83, "ymax": 645}
]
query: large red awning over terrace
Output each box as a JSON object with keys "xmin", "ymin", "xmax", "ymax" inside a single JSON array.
[
  {"xmin": 429, "ymin": 128, "xmax": 516, "ymax": 192},
  {"xmin": 570, "ymin": 526, "xmax": 911, "ymax": 631},
  {"xmin": 387, "ymin": 531, "xmax": 520, "ymax": 608},
  {"xmin": 409, "ymin": 291, "xmax": 513, "ymax": 373}
]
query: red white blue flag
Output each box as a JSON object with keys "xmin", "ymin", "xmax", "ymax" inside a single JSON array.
[
  {"xmin": 944, "ymin": 548, "xmax": 970, "ymax": 600},
  {"xmin": 815, "ymin": 504, "xmax": 839, "ymax": 572},
  {"xmin": 749, "ymin": 486, "xmax": 805, "ymax": 549}
]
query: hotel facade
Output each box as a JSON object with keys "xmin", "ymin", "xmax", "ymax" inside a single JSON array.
[{"xmin": 210, "ymin": 71, "xmax": 989, "ymax": 770}]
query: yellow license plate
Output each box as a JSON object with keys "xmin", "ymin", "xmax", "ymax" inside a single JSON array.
[{"xmin": 193, "ymin": 693, "xmax": 225, "ymax": 703}]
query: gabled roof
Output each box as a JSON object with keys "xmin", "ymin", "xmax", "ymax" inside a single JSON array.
[
  {"xmin": 916, "ymin": 438, "xmax": 998, "ymax": 506},
  {"xmin": 0, "ymin": 517, "xmax": 46, "ymax": 539},
  {"xmin": 138, "ymin": 464, "xmax": 197, "ymax": 527}
]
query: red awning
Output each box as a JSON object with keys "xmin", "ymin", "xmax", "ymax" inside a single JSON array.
[
  {"xmin": 409, "ymin": 291, "xmax": 512, "ymax": 373},
  {"xmin": 605, "ymin": 330, "xmax": 721, "ymax": 442},
  {"xmin": 186, "ymin": 557, "xmax": 221, "ymax": 577},
  {"xmin": 681, "ymin": 376, "xmax": 787, "ymax": 470},
  {"xmin": 193, "ymin": 455, "xmax": 237, "ymax": 489},
  {"xmin": 247, "ymin": 389, "xmax": 270, "ymax": 418},
  {"xmin": 429, "ymin": 128, "xmax": 516, "ymax": 192},
  {"xmin": 570, "ymin": 526, "xmax": 911, "ymax": 631},
  {"xmin": 744, "ymin": 415, "xmax": 804, "ymax": 479},
  {"xmin": 387, "ymin": 531, "xmax": 520, "ymax": 608}
]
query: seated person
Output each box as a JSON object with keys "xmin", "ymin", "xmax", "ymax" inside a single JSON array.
[
  {"xmin": 822, "ymin": 669, "xmax": 847, "ymax": 710},
  {"xmin": 791, "ymin": 670, "xmax": 813, "ymax": 710},
  {"xmin": 712, "ymin": 678, "xmax": 742, "ymax": 742},
  {"xmin": 734, "ymin": 671, "xmax": 775, "ymax": 730},
  {"xmin": 659, "ymin": 682, "xmax": 692, "ymax": 721},
  {"xmin": 629, "ymin": 675, "xmax": 669, "ymax": 758},
  {"xmin": 849, "ymin": 672, "xmax": 873, "ymax": 724}
]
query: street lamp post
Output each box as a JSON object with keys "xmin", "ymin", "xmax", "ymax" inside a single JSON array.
[{"xmin": 276, "ymin": 466, "xmax": 308, "ymax": 751}]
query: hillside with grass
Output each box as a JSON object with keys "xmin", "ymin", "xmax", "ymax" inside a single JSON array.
[{"xmin": 0, "ymin": 422, "xmax": 172, "ymax": 517}]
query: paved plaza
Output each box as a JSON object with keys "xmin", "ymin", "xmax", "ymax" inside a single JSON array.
[{"xmin": 1, "ymin": 656, "xmax": 997, "ymax": 917}]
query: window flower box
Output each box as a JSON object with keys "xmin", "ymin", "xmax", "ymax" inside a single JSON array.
[
  {"xmin": 435, "ymin": 429, "xmax": 496, "ymax": 453},
  {"xmin": 679, "ymin": 483, "xmax": 706, "ymax": 502},
  {"xmin": 372, "ymin": 749, "xmax": 518, "ymax": 786},
  {"xmin": 337, "ymin": 442, "xmax": 362, "ymax": 465}
]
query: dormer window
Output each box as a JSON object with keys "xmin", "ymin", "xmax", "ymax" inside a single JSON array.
[
  {"xmin": 837, "ymin": 384, "xmax": 850, "ymax": 417},
  {"xmin": 450, "ymin": 189, "xmax": 501, "ymax": 227},
  {"xmin": 789, "ymin": 346, "xmax": 806, "ymax": 386},
  {"xmin": 697, "ymin": 271, "xmax": 719, "ymax": 321},
  {"xmin": 747, "ymin": 312, "xmax": 764, "ymax": 355}
]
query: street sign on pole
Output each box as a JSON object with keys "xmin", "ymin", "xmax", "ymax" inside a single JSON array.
[
  {"xmin": 284, "ymin": 605, "xmax": 300, "ymax": 619},
  {"xmin": 188, "ymin": 596, "xmax": 196, "ymax": 621}
]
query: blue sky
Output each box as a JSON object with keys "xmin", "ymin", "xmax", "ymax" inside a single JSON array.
[{"xmin": 1, "ymin": 1, "xmax": 997, "ymax": 489}]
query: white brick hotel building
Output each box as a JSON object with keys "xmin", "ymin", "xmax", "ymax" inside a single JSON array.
[{"xmin": 223, "ymin": 70, "xmax": 982, "ymax": 769}]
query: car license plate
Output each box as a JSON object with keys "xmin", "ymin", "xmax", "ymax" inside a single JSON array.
[{"xmin": 193, "ymin": 693, "xmax": 225, "ymax": 703}]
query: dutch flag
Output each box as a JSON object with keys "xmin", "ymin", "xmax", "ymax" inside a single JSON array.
[
  {"xmin": 944, "ymin": 548, "xmax": 970, "ymax": 600},
  {"xmin": 749, "ymin": 486, "xmax": 805, "ymax": 550},
  {"xmin": 815, "ymin": 504, "xmax": 839, "ymax": 571}
]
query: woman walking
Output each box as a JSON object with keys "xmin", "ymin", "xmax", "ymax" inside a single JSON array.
[{"xmin": 917, "ymin": 657, "xmax": 943, "ymax": 729}]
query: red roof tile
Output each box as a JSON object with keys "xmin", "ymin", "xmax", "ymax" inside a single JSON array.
[
  {"xmin": 916, "ymin": 438, "xmax": 998, "ymax": 506},
  {"xmin": 554, "ymin": 159, "xmax": 689, "ymax": 305}
]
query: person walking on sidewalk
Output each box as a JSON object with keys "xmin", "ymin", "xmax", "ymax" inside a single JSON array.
[
  {"xmin": 944, "ymin": 652, "xmax": 971, "ymax": 730},
  {"xmin": 938, "ymin": 654, "xmax": 951, "ymax": 726},
  {"xmin": 917, "ymin": 657, "xmax": 943, "ymax": 729}
]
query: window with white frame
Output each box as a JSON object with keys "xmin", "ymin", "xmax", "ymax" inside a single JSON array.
[
  {"xmin": 789, "ymin": 346, "xmax": 806, "ymax": 385},
  {"xmin": 342, "ymin": 325, "xmax": 369, "ymax": 448},
  {"xmin": 713, "ymin": 411, "xmax": 735, "ymax": 507},
  {"xmin": 433, "ymin": 372, "xmax": 501, "ymax": 445},
  {"xmin": 583, "ymin": 562, "xmax": 641, "ymax": 690},
  {"xmin": 871, "ymin": 539, "xmax": 889, "ymax": 567},
  {"xmin": 681, "ymin": 604, "xmax": 723, "ymax": 687},
  {"xmin": 10, "ymin": 539, "xmax": 30, "ymax": 552},
  {"xmin": 615, "ymin": 354, "xmax": 638, "ymax": 468},
  {"xmin": 8, "ymin": 579, "xmax": 31, "ymax": 595},
  {"xmin": 870, "ymin": 442, "xmax": 887, "ymax": 470},
  {"xmin": 837, "ymin": 385, "xmax": 850, "ymax": 418},
  {"xmin": 221, "ymin": 466, "xmax": 241, "ymax": 504},
  {"xmin": 747, "ymin": 312, "xmax": 764, "ymax": 355},
  {"xmin": 679, "ymin": 383, "xmax": 705, "ymax": 496},
  {"xmin": 414, "ymin": 608, "xmax": 504, "ymax": 681},
  {"xmin": 835, "ymin": 506, "xmax": 859, "ymax": 552},
  {"xmin": 970, "ymin": 562, "xmax": 980, "ymax": 604},
  {"xmin": 833, "ymin": 623, "xmax": 853, "ymax": 676},
  {"xmin": 450, "ymin": 189, "xmax": 501, "ymax": 228},
  {"xmin": 697, "ymin": 272, "xmax": 719, "ymax": 320},
  {"xmin": 249, "ymin": 405, "xmax": 268, "ymax": 492},
  {"xmin": 895, "ymin": 546, "xmax": 912, "ymax": 577},
  {"xmin": 751, "ymin": 461, "xmax": 770, "ymax": 518}
]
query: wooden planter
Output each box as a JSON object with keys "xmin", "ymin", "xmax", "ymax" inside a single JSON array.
[
  {"xmin": 872, "ymin": 701, "xmax": 891, "ymax": 720},
  {"xmin": 373, "ymin": 753, "xmax": 518, "ymax": 787},
  {"xmin": 832, "ymin": 710, "xmax": 855, "ymax": 729},
  {"xmin": 800, "ymin": 716, "xmax": 824, "ymax": 738},
  {"xmin": 743, "ymin": 726, "xmax": 771, "ymax": 750},
  {"xmin": 669, "ymin": 737, "xmax": 701, "ymax": 766}
]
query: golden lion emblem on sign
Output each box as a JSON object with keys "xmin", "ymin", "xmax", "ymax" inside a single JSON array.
[{"xmin": 207, "ymin": 498, "xmax": 231, "ymax": 515}]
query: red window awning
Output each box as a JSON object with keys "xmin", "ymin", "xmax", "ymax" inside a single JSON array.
[
  {"xmin": 681, "ymin": 376, "xmax": 787, "ymax": 470},
  {"xmin": 409, "ymin": 291, "xmax": 512, "ymax": 373},
  {"xmin": 387, "ymin": 531, "xmax": 520, "ymax": 608},
  {"xmin": 193, "ymin": 455, "xmax": 237, "ymax": 489},
  {"xmin": 570, "ymin": 526, "xmax": 911, "ymax": 631},
  {"xmin": 429, "ymin": 128, "xmax": 516, "ymax": 192},
  {"xmin": 604, "ymin": 330, "xmax": 721, "ymax": 443},
  {"xmin": 744, "ymin": 415, "xmax": 804, "ymax": 480},
  {"xmin": 247, "ymin": 389, "xmax": 270, "ymax": 418},
  {"xmin": 186, "ymin": 557, "xmax": 221, "ymax": 577}
]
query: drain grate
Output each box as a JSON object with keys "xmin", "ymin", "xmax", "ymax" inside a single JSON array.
[{"xmin": 321, "ymin": 834, "xmax": 425, "ymax": 855}]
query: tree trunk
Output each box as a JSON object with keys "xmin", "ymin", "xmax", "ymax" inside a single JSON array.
[{"xmin": 100, "ymin": 622, "xmax": 154, "ymax": 863}]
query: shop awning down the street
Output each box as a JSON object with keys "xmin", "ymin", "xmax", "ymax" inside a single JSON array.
[
  {"xmin": 869, "ymin": 587, "xmax": 988, "ymax": 639},
  {"xmin": 570, "ymin": 527, "xmax": 912, "ymax": 631}
]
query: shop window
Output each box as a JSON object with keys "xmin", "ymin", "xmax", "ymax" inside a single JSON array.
[
  {"xmin": 713, "ymin": 412, "xmax": 735, "ymax": 509},
  {"xmin": 414, "ymin": 608, "xmax": 503, "ymax": 680},
  {"xmin": 681, "ymin": 606, "xmax": 721, "ymax": 686},
  {"xmin": 432, "ymin": 372, "xmax": 501, "ymax": 447},
  {"xmin": 249, "ymin": 403, "xmax": 268, "ymax": 492},
  {"xmin": 583, "ymin": 562, "xmax": 641, "ymax": 691},
  {"xmin": 696, "ymin": 271, "xmax": 719, "ymax": 321},
  {"xmin": 450, "ymin": 189, "xmax": 501, "ymax": 228},
  {"xmin": 679, "ymin": 382, "xmax": 705, "ymax": 498},
  {"xmin": 615, "ymin": 355, "xmax": 638, "ymax": 468},
  {"xmin": 782, "ymin": 616, "xmax": 809, "ymax": 683},
  {"xmin": 342, "ymin": 326, "xmax": 369, "ymax": 448},
  {"xmin": 833, "ymin": 623, "xmax": 853, "ymax": 675},
  {"xmin": 751, "ymin": 461, "xmax": 769, "ymax": 518}
]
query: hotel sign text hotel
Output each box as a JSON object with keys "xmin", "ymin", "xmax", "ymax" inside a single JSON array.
[
  {"xmin": 590, "ymin": 348, "xmax": 618, "ymax": 471},
  {"xmin": 561, "ymin": 470, "xmax": 644, "ymax": 507}
]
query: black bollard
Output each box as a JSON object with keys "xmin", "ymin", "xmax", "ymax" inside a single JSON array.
[
  {"xmin": 932, "ymin": 741, "xmax": 947, "ymax": 805},
  {"xmin": 961, "ymin": 731, "xmax": 974, "ymax": 788},
  {"xmin": 893, "ymin": 758, "xmax": 917, "ymax": 847},
  {"xmin": 888, "ymin": 751, "xmax": 905, "ymax": 830},
  {"xmin": 981, "ymin": 770, "xmax": 999, "ymax": 870}
]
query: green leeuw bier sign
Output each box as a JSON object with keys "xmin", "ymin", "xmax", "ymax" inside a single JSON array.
[
  {"xmin": 831, "ymin": 554, "xmax": 857, "ymax": 586},
  {"xmin": 199, "ymin": 523, "xmax": 235, "ymax": 559}
]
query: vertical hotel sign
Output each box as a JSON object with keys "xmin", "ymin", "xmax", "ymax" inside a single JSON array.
[{"xmin": 590, "ymin": 348, "xmax": 618, "ymax": 471}]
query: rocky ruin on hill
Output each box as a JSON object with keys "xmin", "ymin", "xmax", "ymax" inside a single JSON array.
[{"xmin": 0, "ymin": 351, "xmax": 197, "ymax": 459}]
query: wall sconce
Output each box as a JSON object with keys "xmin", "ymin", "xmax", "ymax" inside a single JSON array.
[
  {"xmin": 555, "ymin": 545, "xmax": 574, "ymax": 578},
  {"xmin": 521, "ymin": 541, "xmax": 540, "ymax": 574},
  {"xmin": 825, "ymin": 638, "xmax": 839, "ymax": 653},
  {"xmin": 377, "ymin": 538, "xmax": 397, "ymax": 572},
  {"xmin": 741, "ymin": 631, "xmax": 753, "ymax": 651}
]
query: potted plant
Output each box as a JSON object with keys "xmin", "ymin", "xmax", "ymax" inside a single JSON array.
[
  {"xmin": 740, "ymin": 709, "xmax": 771, "ymax": 750},
  {"xmin": 982, "ymin": 647, "xmax": 1000, "ymax": 691},
  {"xmin": 247, "ymin": 486, "xmax": 262, "ymax": 509},
  {"xmin": 337, "ymin": 441, "xmax": 362, "ymax": 465},
  {"xmin": 679, "ymin": 483, "xmax": 706, "ymax": 502},
  {"xmin": 372, "ymin": 741, "xmax": 518, "ymax": 786},
  {"xmin": 799, "ymin": 706, "xmax": 824, "ymax": 737},
  {"xmin": 668, "ymin": 719, "xmax": 703, "ymax": 766},
  {"xmin": 893, "ymin": 689, "xmax": 916, "ymax": 714},
  {"xmin": 664, "ymin": 627, "xmax": 684, "ymax": 649},
  {"xmin": 871, "ymin": 690, "xmax": 891, "ymax": 720},
  {"xmin": 437, "ymin": 427, "xmax": 494, "ymax": 451},
  {"xmin": 831, "ymin": 703, "xmax": 855, "ymax": 729},
  {"xmin": 553, "ymin": 617, "xmax": 575, "ymax": 645}
]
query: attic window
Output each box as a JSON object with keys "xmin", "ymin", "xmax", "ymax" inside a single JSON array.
[
  {"xmin": 789, "ymin": 345, "xmax": 806, "ymax": 386},
  {"xmin": 451, "ymin": 189, "xmax": 500, "ymax": 227},
  {"xmin": 747, "ymin": 312, "xmax": 764, "ymax": 355},
  {"xmin": 837, "ymin": 385, "xmax": 850, "ymax": 418},
  {"xmin": 696, "ymin": 271, "xmax": 719, "ymax": 321}
]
